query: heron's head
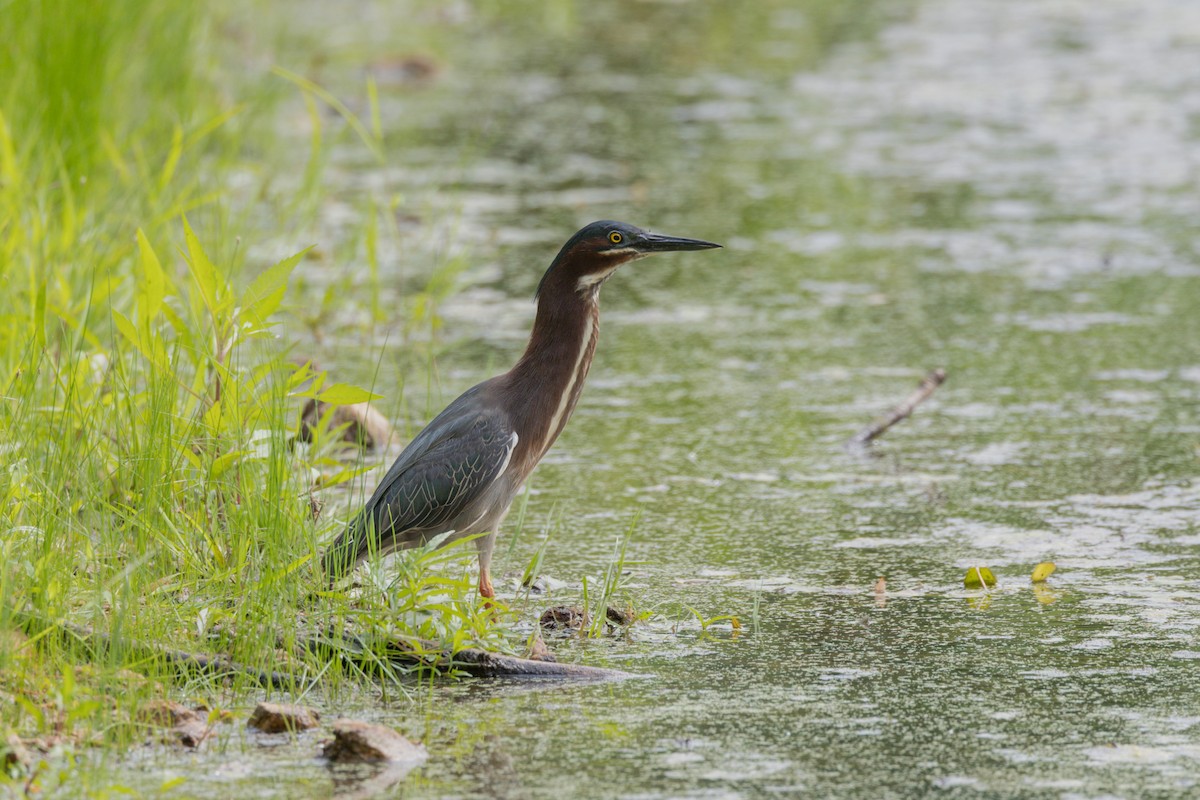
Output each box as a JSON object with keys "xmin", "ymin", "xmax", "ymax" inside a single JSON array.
[{"xmin": 536, "ymin": 220, "xmax": 720, "ymax": 300}]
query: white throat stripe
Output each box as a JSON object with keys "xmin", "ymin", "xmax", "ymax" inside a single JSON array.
[
  {"xmin": 545, "ymin": 314, "xmax": 594, "ymax": 448},
  {"xmin": 575, "ymin": 266, "xmax": 620, "ymax": 291}
]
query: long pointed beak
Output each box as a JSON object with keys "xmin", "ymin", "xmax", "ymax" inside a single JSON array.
[{"xmin": 636, "ymin": 231, "xmax": 722, "ymax": 253}]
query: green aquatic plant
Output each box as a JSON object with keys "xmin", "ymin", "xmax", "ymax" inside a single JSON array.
[
  {"xmin": 582, "ymin": 513, "xmax": 642, "ymax": 638},
  {"xmin": 0, "ymin": 2, "xmax": 498, "ymax": 772},
  {"xmin": 683, "ymin": 607, "xmax": 742, "ymax": 638}
]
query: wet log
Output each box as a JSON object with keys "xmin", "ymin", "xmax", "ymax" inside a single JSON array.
[
  {"xmin": 446, "ymin": 647, "xmax": 629, "ymax": 680},
  {"xmin": 299, "ymin": 630, "xmax": 635, "ymax": 681},
  {"xmin": 12, "ymin": 608, "xmax": 634, "ymax": 691}
]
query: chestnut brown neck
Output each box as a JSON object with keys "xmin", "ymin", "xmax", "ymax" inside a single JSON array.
[{"xmin": 500, "ymin": 278, "xmax": 601, "ymax": 473}]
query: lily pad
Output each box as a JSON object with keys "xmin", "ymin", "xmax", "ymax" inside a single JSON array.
[{"xmin": 963, "ymin": 566, "xmax": 997, "ymax": 589}]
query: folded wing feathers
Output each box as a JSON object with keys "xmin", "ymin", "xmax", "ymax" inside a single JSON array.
[{"xmin": 323, "ymin": 410, "xmax": 517, "ymax": 580}]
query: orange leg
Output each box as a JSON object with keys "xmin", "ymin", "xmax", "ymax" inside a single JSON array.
[
  {"xmin": 476, "ymin": 531, "xmax": 497, "ymax": 608},
  {"xmin": 479, "ymin": 566, "xmax": 495, "ymax": 607}
]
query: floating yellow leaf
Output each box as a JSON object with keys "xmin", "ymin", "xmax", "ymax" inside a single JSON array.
[
  {"xmin": 963, "ymin": 566, "xmax": 996, "ymax": 589},
  {"xmin": 1031, "ymin": 562, "xmax": 1056, "ymax": 583}
]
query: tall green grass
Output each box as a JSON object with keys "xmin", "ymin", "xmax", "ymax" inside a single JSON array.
[{"xmin": 0, "ymin": 0, "xmax": 499, "ymax": 778}]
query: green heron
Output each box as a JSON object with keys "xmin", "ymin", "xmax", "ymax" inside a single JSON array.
[{"xmin": 323, "ymin": 221, "xmax": 720, "ymax": 599}]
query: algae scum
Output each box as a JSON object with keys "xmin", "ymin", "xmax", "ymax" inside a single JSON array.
[{"xmin": 125, "ymin": 0, "xmax": 1200, "ymax": 797}]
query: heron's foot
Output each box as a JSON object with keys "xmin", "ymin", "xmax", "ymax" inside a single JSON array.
[{"xmin": 479, "ymin": 569, "xmax": 496, "ymax": 611}]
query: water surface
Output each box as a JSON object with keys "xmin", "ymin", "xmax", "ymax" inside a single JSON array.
[{"xmin": 136, "ymin": 1, "xmax": 1200, "ymax": 796}]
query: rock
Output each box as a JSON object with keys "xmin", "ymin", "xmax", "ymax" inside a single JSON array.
[
  {"xmin": 247, "ymin": 702, "xmax": 320, "ymax": 734},
  {"xmin": 298, "ymin": 400, "xmax": 397, "ymax": 451},
  {"xmin": 539, "ymin": 605, "xmax": 632, "ymax": 631},
  {"xmin": 539, "ymin": 605, "xmax": 585, "ymax": 630},
  {"xmin": 524, "ymin": 633, "xmax": 556, "ymax": 663},
  {"xmin": 139, "ymin": 700, "xmax": 211, "ymax": 748},
  {"xmin": 170, "ymin": 718, "xmax": 212, "ymax": 748},
  {"xmin": 139, "ymin": 699, "xmax": 196, "ymax": 728},
  {"xmin": 605, "ymin": 606, "xmax": 633, "ymax": 626},
  {"xmin": 323, "ymin": 720, "xmax": 427, "ymax": 764}
]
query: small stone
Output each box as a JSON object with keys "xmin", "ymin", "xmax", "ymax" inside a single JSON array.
[
  {"xmin": 524, "ymin": 633, "xmax": 556, "ymax": 663},
  {"xmin": 170, "ymin": 718, "xmax": 212, "ymax": 748},
  {"xmin": 323, "ymin": 720, "xmax": 426, "ymax": 764},
  {"xmin": 140, "ymin": 700, "xmax": 211, "ymax": 748},
  {"xmin": 139, "ymin": 699, "xmax": 198, "ymax": 728},
  {"xmin": 248, "ymin": 702, "xmax": 320, "ymax": 734},
  {"xmin": 539, "ymin": 606, "xmax": 585, "ymax": 630},
  {"xmin": 539, "ymin": 605, "xmax": 631, "ymax": 631},
  {"xmin": 605, "ymin": 606, "xmax": 633, "ymax": 626}
]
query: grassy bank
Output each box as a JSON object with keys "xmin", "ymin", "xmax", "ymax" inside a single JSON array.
[{"xmin": 0, "ymin": 0, "xmax": 500, "ymax": 783}]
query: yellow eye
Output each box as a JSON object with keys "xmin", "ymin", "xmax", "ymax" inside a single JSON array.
[{"xmin": 608, "ymin": 231, "xmax": 623, "ymax": 244}]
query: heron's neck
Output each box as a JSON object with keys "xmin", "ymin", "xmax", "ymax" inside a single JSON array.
[{"xmin": 504, "ymin": 291, "xmax": 600, "ymax": 467}]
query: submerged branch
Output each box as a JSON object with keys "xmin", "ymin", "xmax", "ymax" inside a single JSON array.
[{"xmin": 848, "ymin": 368, "xmax": 946, "ymax": 448}]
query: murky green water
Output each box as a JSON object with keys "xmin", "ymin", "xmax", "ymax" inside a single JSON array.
[{"xmin": 131, "ymin": 0, "xmax": 1200, "ymax": 796}]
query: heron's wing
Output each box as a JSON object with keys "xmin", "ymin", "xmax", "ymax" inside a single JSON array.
[
  {"xmin": 323, "ymin": 402, "xmax": 516, "ymax": 579},
  {"xmin": 367, "ymin": 411, "xmax": 517, "ymax": 534}
]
